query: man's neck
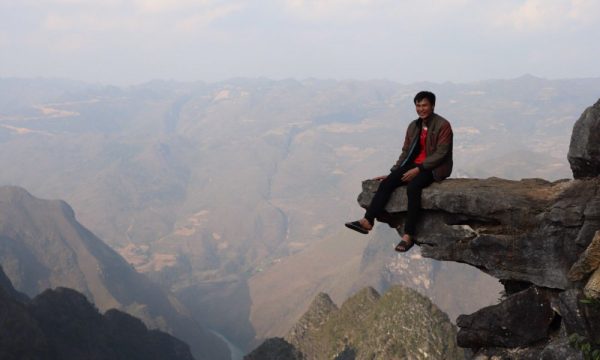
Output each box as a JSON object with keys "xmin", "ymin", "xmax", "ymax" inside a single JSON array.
[{"xmin": 421, "ymin": 113, "xmax": 433, "ymax": 125}]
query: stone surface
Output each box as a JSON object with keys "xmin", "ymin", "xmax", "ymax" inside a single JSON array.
[
  {"xmin": 584, "ymin": 267, "xmax": 600, "ymax": 299},
  {"xmin": 569, "ymin": 230, "xmax": 600, "ymax": 281},
  {"xmin": 540, "ymin": 336, "xmax": 584, "ymax": 360},
  {"xmin": 244, "ymin": 338, "xmax": 304, "ymax": 360},
  {"xmin": 568, "ymin": 99, "xmax": 600, "ymax": 179},
  {"xmin": 286, "ymin": 286, "xmax": 463, "ymax": 360},
  {"xmin": 358, "ymin": 177, "xmax": 600, "ymax": 289},
  {"xmin": 470, "ymin": 336, "xmax": 584, "ymax": 360},
  {"xmin": 456, "ymin": 286, "xmax": 555, "ymax": 348},
  {"xmin": 559, "ymin": 289, "xmax": 600, "ymax": 344}
]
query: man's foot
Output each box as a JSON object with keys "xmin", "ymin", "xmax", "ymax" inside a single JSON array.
[
  {"xmin": 395, "ymin": 234, "xmax": 414, "ymax": 252},
  {"xmin": 345, "ymin": 218, "xmax": 373, "ymax": 234}
]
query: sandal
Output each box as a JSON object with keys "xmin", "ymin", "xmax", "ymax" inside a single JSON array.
[
  {"xmin": 394, "ymin": 238, "xmax": 414, "ymax": 252},
  {"xmin": 345, "ymin": 220, "xmax": 371, "ymax": 234}
]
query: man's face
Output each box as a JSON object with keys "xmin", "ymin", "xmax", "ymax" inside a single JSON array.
[{"xmin": 415, "ymin": 99, "xmax": 434, "ymax": 120}]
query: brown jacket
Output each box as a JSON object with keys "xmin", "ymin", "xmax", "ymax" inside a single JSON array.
[{"xmin": 391, "ymin": 113, "xmax": 453, "ymax": 181}]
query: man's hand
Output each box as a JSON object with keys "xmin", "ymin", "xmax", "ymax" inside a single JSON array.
[
  {"xmin": 401, "ymin": 167, "xmax": 420, "ymax": 182},
  {"xmin": 371, "ymin": 175, "xmax": 388, "ymax": 181}
]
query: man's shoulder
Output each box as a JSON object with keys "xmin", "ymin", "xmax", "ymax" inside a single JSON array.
[{"xmin": 432, "ymin": 113, "xmax": 452, "ymax": 127}]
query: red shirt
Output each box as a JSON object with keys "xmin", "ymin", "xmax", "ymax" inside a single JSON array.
[{"xmin": 413, "ymin": 126, "xmax": 428, "ymax": 164}]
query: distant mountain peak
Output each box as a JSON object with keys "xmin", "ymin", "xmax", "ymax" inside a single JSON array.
[
  {"xmin": 0, "ymin": 187, "xmax": 230, "ymax": 360},
  {"xmin": 278, "ymin": 285, "xmax": 462, "ymax": 359}
]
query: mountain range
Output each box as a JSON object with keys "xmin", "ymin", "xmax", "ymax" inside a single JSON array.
[
  {"xmin": 0, "ymin": 264, "xmax": 196, "ymax": 360},
  {"xmin": 1, "ymin": 75, "xmax": 598, "ymax": 350},
  {"xmin": 0, "ymin": 186, "xmax": 229, "ymax": 360}
]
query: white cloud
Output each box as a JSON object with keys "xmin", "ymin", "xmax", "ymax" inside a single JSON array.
[
  {"xmin": 34, "ymin": 0, "xmax": 245, "ymax": 36},
  {"xmin": 43, "ymin": 12, "xmax": 124, "ymax": 32},
  {"xmin": 131, "ymin": 0, "xmax": 211, "ymax": 13},
  {"xmin": 495, "ymin": 0, "xmax": 600, "ymax": 32},
  {"xmin": 2, "ymin": 1, "xmax": 599, "ymax": 84},
  {"xmin": 284, "ymin": 0, "xmax": 385, "ymax": 21},
  {"xmin": 175, "ymin": 3, "xmax": 245, "ymax": 31},
  {"xmin": 568, "ymin": 0, "xmax": 600, "ymax": 23}
]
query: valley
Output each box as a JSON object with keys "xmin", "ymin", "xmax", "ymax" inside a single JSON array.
[{"xmin": 0, "ymin": 76, "xmax": 598, "ymax": 353}]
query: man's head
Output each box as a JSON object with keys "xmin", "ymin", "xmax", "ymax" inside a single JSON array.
[{"xmin": 414, "ymin": 91, "xmax": 436, "ymax": 120}]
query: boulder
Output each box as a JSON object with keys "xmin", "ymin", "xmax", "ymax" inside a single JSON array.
[
  {"xmin": 244, "ymin": 338, "xmax": 303, "ymax": 360},
  {"xmin": 568, "ymin": 99, "xmax": 600, "ymax": 179},
  {"xmin": 584, "ymin": 267, "xmax": 600, "ymax": 299},
  {"xmin": 559, "ymin": 289, "xmax": 600, "ymax": 344},
  {"xmin": 456, "ymin": 286, "xmax": 555, "ymax": 348},
  {"xmin": 569, "ymin": 230, "xmax": 600, "ymax": 281}
]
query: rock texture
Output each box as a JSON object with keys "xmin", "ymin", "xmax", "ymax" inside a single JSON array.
[
  {"xmin": 249, "ymin": 286, "xmax": 464, "ymax": 360},
  {"xmin": 359, "ymin": 177, "xmax": 600, "ymax": 290},
  {"xmin": 456, "ymin": 286, "xmax": 556, "ymax": 348},
  {"xmin": 585, "ymin": 268, "xmax": 600, "ymax": 299},
  {"xmin": 355, "ymin": 99, "xmax": 600, "ymax": 358},
  {"xmin": 0, "ymin": 265, "xmax": 194, "ymax": 360},
  {"xmin": 244, "ymin": 338, "xmax": 304, "ymax": 360},
  {"xmin": 568, "ymin": 99, "xmax": 600, "ymax": 179}
]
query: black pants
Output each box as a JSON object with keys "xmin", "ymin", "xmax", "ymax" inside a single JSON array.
[{"xmin": 364, "ymin": 163, "xmax": 434, "ymax": 236}]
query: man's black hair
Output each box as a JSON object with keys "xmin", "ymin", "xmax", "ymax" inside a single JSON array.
[{"xmin": 414, "ymin": 91, "xmax": 436, "ymax": 106}]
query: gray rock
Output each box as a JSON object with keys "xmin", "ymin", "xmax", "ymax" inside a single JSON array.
[
  {"xmin": 584, "ymin": 267, "xmax": 600, "ymax": 299},
  {"xmin": 540, "ymin": 336, "xmax": 583, "ymax": 360},
  {"xmin": 568, "ymin": 99, "xmax": 600, "ymax": 179},
  {"xmin": 569, "ymin": 230, "xmax": 600, "ymax": 281},
  {"xmin": 558, "ymin": 289, "xmax": 600, "ymax": 344},
  {"xmin": 244, "ymin": 338, "xmax": 304, "ymax": 360},
  {"xmin": 444, "ymin": 336, "xmax": 584, "ymax": 360},
  {"xmin": 357, "ymin": 178, "xmax": 600, "ymax": 289},
  {"xmin": 456, "ymin": 286, "xmax": 555, "ymax": 348}
]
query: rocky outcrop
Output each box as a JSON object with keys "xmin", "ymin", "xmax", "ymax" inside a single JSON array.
[
  {"xmin": 0, "ymin": 266, "xmax": 194, "ymax": 360},
  {"xmin": 456, "ymin": 286, "xmax": 556, "ymax": 348},
  {"xmin": 244, "ymin": 338, "xmax": 304, "ymax": 360},
  {"xmin": 359, "ymin": 177, "xmax": 599, "ymax": 290},
  {"xmin": 568, "ymin": 99, "xmax": 600, "ymax": 179},
  {"xmin": 286, "ymin": 292, "xmax": 338, "ymax": 355},
  {"xmin": 0, "ymin": 186, "xmax": 229, "ymax": 360},
  {"xmin": 249, "ymin": 286, "xmax": 464, "ymax": 359},
  {"xmin": 355, "ymin": 99, "xmax": 600, "ymax": 358}
]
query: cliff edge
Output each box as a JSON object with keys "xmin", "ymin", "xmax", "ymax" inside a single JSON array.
[{"xmin": 355, "ymin": 99, "xmax": 600, "ymax": 358}]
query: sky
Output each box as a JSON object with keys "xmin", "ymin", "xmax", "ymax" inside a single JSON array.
[{"xmin": 1, "ymin": 0, "xmax": 600, "ymax": 85}]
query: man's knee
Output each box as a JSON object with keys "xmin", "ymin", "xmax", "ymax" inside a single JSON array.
[{"xmin": 379, "ymin": 175, "xmax": 401, "ymax": 191}]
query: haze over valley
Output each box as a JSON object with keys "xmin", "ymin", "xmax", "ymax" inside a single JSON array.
[{"xmin": 1, "ymin": 76, "xmax": 598, "ymax": 354}]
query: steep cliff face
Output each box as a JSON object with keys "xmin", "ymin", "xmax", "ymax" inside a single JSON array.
[
  {"xmin": 0, "ymin": 187, "xmax": 229, "ymax": 360},
  {"xmin": 355, "ymin": 99, "xmax": 600, "ymax": 358}
]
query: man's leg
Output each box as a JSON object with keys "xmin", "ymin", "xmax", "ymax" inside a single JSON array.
[
  {"xmin": 403, "ymin": 170, "xmax": 434, "ymax": 236},
  {"xmin": 364, "ymin": 164, "xmax": 415, "ymax": 226}
]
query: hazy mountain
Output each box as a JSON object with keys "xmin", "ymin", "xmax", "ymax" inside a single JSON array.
[
  {"xmin": 0, "ymin": 186, "xmax": 229, "ymax": 360},
  {"xmin": 0, "ymin": 76, "xmax": 597, "ymax": 349},
  {"xmin": 0, "ymin": 265, "xmax": 195, "ymax": 360}
]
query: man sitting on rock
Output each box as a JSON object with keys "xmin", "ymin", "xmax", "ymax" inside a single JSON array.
[{"xmin": 345, "ymin": 91, "xmax": 453, "ymax": 252}]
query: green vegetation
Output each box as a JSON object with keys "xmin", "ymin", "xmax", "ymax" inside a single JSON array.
[
  {"xmin": 287, "ymin": 286, "xmax": 464, "ymax": 360},
  {"xmin": 569, "ymin": 333, "xmax": 600, "ymax": 360}
]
